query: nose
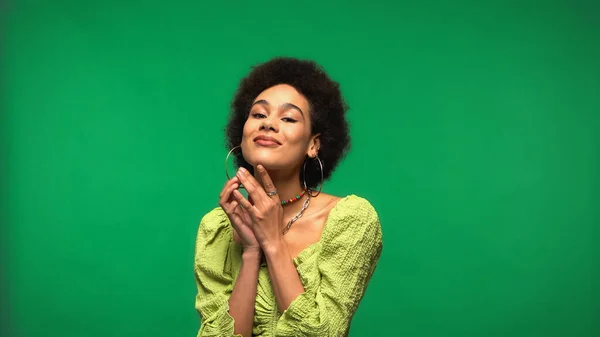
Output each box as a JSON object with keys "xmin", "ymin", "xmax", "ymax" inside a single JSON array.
[{"xmin": 259, "ymin": 115, "xmax": 278, "ymax": 132}]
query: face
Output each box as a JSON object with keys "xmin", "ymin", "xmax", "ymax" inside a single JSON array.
[{"xmin": 241, "ymin": 84, "xmax": 320, "ymax": 171}]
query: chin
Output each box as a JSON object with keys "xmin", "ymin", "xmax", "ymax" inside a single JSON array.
[
  {"xmin": 244, "ymin": 155, "xmax": 280, "ymax": 170},
  {"xmin": 242, "ymin": 149, "xmax": 287, "ymax": 171}
]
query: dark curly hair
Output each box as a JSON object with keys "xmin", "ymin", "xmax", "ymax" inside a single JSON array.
[{"xmin": 226, "ymin": 57, "xmax": 350, "ymax": 190}]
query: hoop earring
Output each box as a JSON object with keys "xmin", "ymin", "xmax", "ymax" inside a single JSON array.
[
  {"xmin": 225, "ymin": 146, "xmax": 244, "ymax": 188},
  {"xmin": 303, "ymin": 155, "xmax": 324, "ymax": 197}
]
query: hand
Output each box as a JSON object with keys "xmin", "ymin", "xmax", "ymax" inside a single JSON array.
[
  {"xmin": 219, "ymin": 176, "xmax": 260, "ymax": 251},
  {"xmin": 232, "ymin": 165, "xmax": 284, "ymax": 251}
]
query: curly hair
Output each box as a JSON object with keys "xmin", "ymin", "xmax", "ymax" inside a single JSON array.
[{"xmin": 226, "ymin": 57, "xmax": 350, "ymax": 190}]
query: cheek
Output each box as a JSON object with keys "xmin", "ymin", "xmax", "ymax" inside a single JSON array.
[
  {"xmin": 242, "ymin": 119, "xmax": 253, "ymax": 138},
  {"xmin": 294, "ymin": 123, "xmax": 312, "ymax": 139},
  {"xmin": 284, "ymin": 127, "xmax": 310, "ymax": 145}
]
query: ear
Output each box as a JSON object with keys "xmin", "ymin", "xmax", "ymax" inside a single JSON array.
[{"xmin": 307, "ymin": 134, "xmax": 321, "ymax": 158}]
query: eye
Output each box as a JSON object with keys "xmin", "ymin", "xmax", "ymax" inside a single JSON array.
[
  {"xmin": 251, "ymin": 113, "xmax": 266, "ymax": 119},
  {"xmin": 282, "ymin": 117, "xmax": 298, "ymax": 123}
]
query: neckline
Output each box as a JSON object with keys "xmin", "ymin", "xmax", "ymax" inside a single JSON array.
[{"xmin": 291, "ymin": 194, "xmax": 355, "ymax": 263}]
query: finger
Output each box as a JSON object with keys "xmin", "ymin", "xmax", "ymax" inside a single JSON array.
[
  {"xmin": 232, "ymin": 202, "xmax": 252, "ymax": 228},
  {"xmin": 219, "ymin": 182, "xmax": 240, "ymax": 212},
  {"xmin": 219, "ymin": 177, "xmax": 240, "ymax": 199},
  {"xmin": 236, "ymin": 167, "xmax": 264, "ymax": 203},
  {"xmin": 232, "ymin": 189, "xmax": 254, "ymax": 214},
  {"xmin": 256, "ymin": 165, "xmax": 278, "ymax": 200},
  {"xmin": 227, "ymin": 201, "xmax": 242, "ymax": 229}
]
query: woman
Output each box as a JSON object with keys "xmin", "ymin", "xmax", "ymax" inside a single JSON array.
[{"xmin": 194, "ymin": 57, "xmax": 383, "ymax": 337}]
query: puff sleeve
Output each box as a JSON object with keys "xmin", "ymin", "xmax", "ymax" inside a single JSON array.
[
  {"xmin": 193, "ymin": 208, "xmax": 242, "ymax": 337},
  {"xmin": 275, "ymin": 196, "xmax": 383, "ymax": 336}
]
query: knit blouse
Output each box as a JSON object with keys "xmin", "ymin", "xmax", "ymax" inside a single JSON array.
[{"xmin": 193, "ymin": 194, "xmax": 383, "ymax": 336}]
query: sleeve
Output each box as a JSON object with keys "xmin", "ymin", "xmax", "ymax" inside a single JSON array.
[
  {"xmin": 193, "ymin": 208, "xmax": 242, "ymax": 337},
  {"xmin": 275, "ymin": 197, "xmax": 384, "ymax": 336}
]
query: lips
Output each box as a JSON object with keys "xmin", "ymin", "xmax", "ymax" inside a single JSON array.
[{"xmin": 253, "ymin": 135, "xmax": 281, "ymax": 146}]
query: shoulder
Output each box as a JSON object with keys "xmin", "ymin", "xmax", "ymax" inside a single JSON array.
[
  {"xmin": 195, "ymin": 207, "xmax": 232, "ymax": 246},
  {"xmin": 323, "ymin": 194, "xmax": 382, "ymax": 244},
  {"xmin": 328, "ymin": 194, "xmax": 380, "ymax": 228},
  {"xmin": 194, "ymin": 207, "xmax": 237, "ymax": 275},
  {"xmin": 335, "ymin": 194, "xmax": 379, "ymax": 218},
  {"xmin": 318, "ymin": 194, "xmax": 383, "ymax": 266}
]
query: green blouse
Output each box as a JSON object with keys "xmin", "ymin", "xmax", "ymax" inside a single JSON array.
[{"xmin": 193, "ymin": 195, "xmax": 383, "ymax": 337}]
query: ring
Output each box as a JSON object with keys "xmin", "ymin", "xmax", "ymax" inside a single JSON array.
[{"xmin": 267, "ymin": 189, "xmax": 278, "ymax": 197}]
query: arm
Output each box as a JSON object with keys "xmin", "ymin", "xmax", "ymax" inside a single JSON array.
[
  {"xmin": 274, "ymin": 198, "xmax": 383, "ymax": 336},
  {"xmin": 262, "ymin": 242, "xmax": 306, "ymax": 311},
  {"xmin": 231, "ymin": 165, "xmax": 305, "ymax": 311},
  {"xmin": 194, "ymin": 209, "xmax": 256, "ymax": 337},
  {"xmin": 199, "ymin": 176, "xmax": 261, "ymax": 337},
  {"xmin": 232, "ymin": 167, "xmax": 383, "ymax": 334},
  {"xmin": 227, "ymin": 247, "xmax": 261, "ymax": 337}
]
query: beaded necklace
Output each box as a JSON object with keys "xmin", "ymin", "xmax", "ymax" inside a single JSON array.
[{"xmin": 281, "ymin": 189, "xmax": 306, "ymax": 206}]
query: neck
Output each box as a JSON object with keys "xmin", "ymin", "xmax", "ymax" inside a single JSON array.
[{"xmin": 254, "ymin": 166, "xmax": 308, "ymax": 213}]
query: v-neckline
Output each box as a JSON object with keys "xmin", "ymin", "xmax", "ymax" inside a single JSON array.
[{"xmin": 290, "ymin": 194, "xmax": 353, "ymax": 264}]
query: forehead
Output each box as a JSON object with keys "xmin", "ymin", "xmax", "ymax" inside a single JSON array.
[{"xmin": 253, "ymin": 84, "xmax": 309, "ymax": 111}]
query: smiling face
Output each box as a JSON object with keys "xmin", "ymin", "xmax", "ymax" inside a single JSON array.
[{"xmin": 241, "ymin": 84, "xmax": 320, "ymax": 171}]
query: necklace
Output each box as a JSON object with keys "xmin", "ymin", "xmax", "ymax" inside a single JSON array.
[
  {"xmin": 281, "ymin": 190, "xmax": 306, "ymax": 206},
  {"xmin": 282, "ymin": 193, "xmax": 311, "ymax": 235}
]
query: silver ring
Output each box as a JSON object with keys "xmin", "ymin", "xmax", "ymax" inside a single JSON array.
[{"xmin": 267, "ymin": 189, "xmax": 278, "ymax": 197}]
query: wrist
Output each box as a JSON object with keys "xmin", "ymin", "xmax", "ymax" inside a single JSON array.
[
  {"xmin": 261, "ymin": 239, "xmax": 287, "ymax": 259},
  {"xmin": 242, "ymin": 246, "xmax": 262, "ymax": 261}
]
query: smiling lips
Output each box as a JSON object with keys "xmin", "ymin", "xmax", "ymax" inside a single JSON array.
[{"xmin": 254, "ymin": 135, "xmax": 281, "ymax": 147}]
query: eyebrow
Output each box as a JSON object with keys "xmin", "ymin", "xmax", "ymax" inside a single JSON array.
[{"xmin": 252, "ymin": 99, "xmax": 304, "ymax": 116}]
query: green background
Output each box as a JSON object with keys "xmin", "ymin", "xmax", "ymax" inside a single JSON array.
[{"xmin": 2, "ymin": 1, "xmax": 598, "ymax": 336}]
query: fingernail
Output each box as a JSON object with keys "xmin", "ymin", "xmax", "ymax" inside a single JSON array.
[{"xmin": 238, "ymin": 167, "xmax": 245, "ymax": 174}]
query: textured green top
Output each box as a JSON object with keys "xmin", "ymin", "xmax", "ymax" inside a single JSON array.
[{"xmin": 193, "ymin": 195, "xmax": 383, "ymax": 337}]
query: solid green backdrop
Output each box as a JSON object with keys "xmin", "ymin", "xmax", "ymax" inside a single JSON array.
[{"xmin": 2, "ymin": 1, "xmax": 598, "ymax": 336}]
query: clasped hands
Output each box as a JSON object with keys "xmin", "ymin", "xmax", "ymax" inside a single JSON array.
[{"xmin": 219, "ymin": 165, "xmax": 284, "ymax": 253}]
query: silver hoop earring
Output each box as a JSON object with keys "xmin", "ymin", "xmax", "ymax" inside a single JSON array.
[
  {"xmin": 225, "ymin": 146, "xmax": 244, "ymax": 189},
  {"xmin": 302, "ymin": 155, "xmax": 324, "ymax": 197}
]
